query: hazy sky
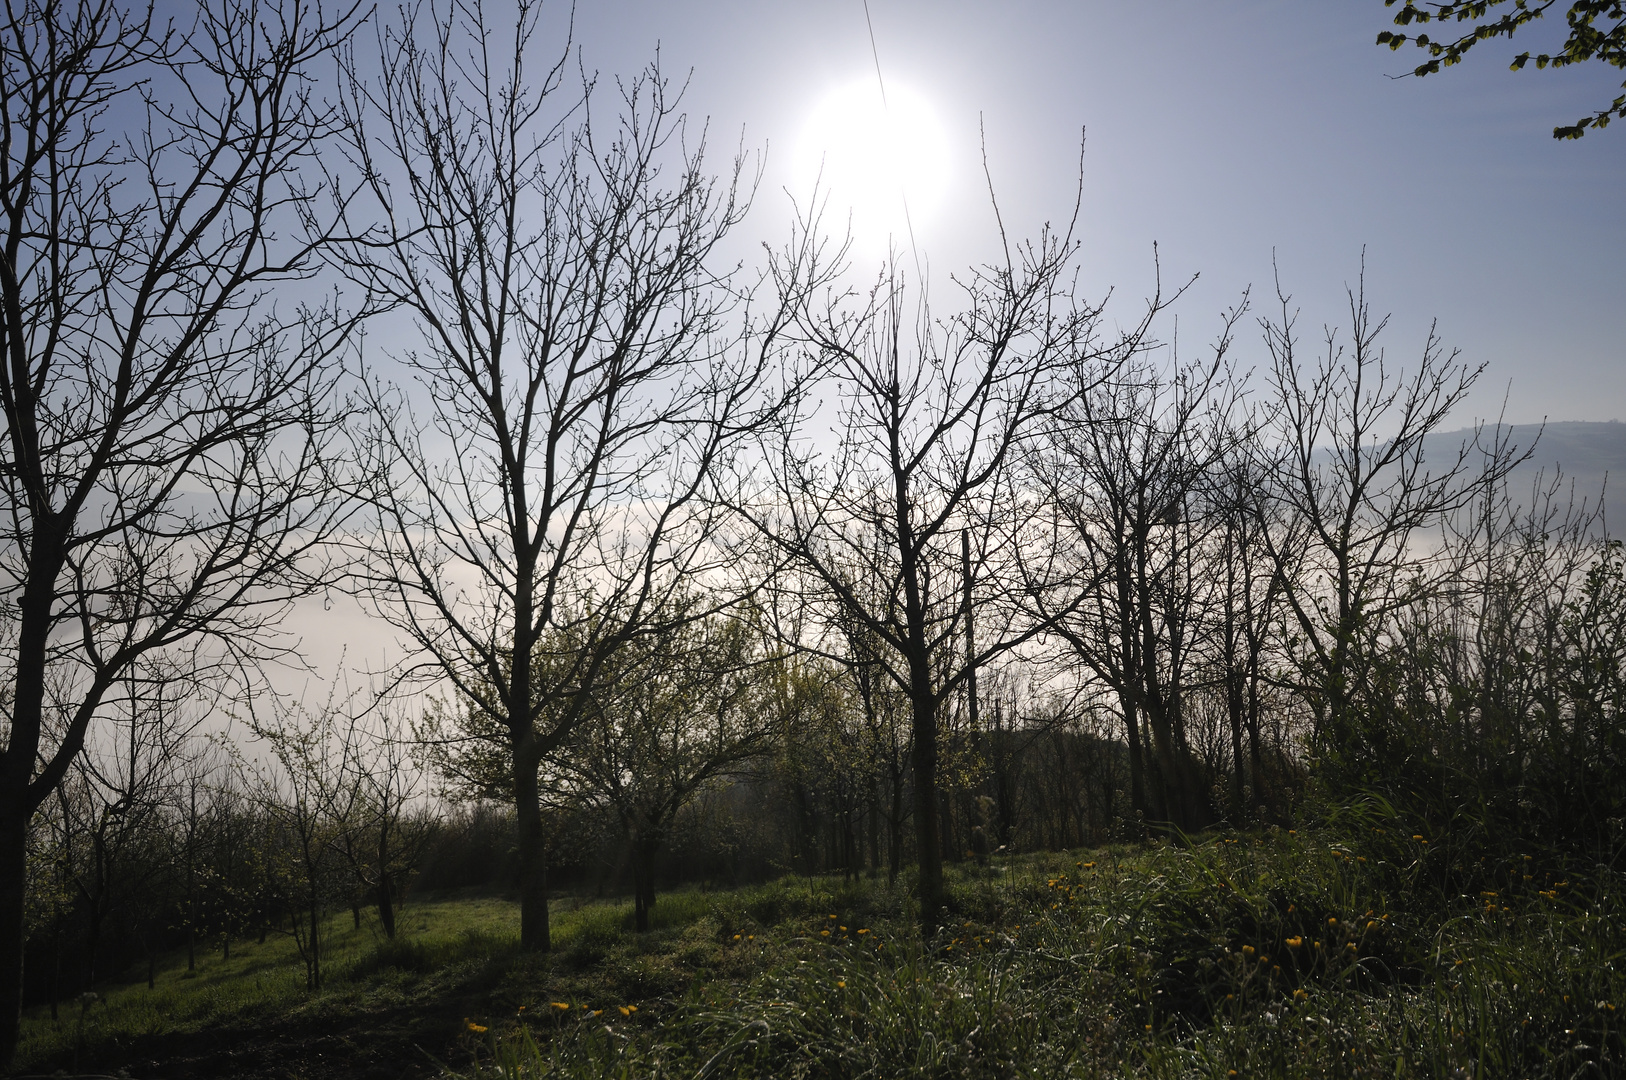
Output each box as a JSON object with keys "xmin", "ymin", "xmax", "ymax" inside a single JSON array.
[
  {"xmin": 546, "ymin": 0, "xmax": 1625, "ymax": 426},
  {"xmin": 284, "ymin": 0, "xmax": 1626, "ymax": 691}
]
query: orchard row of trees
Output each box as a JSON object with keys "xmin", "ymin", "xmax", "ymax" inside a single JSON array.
[
  {"xmin": 23, "ymin": 690, "xmax": 430, "ymax": 1006},
  {"xmin": 4, "ymin": 0, "xmax": 1625, "ymax": 1067}
]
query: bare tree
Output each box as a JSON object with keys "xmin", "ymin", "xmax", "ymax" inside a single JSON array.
[
  {"xmin": 1206, "ymin": 428, "xmax": 1292, "ymax": 819},
  {"xmin": 0, "ymin": 0, "xmax": 360, "ymax": 1061},
  {"xmin": 334, "ymin": 0, "xmax": 801, "ymax": 951},
  {"xmin": 62, "ymin": 662, "xmax": 208, "ymax": 990},
  {"xmin": 752, "ymin": 198, "xmax": 1155, "ymax": 930},
  {"xmin": 328, "ymin": 706, "xmax": 432, "ymax": 940},
  {"xmin": 241, "ymin": 698, "xmax": 350, "ymax": 992},
  {"xmin": 1032, "ymin": 320, "xmax": 1248, "ymax": 832},
  {"xmin": 1256, "ymin": 265, "xmax": 1522, "ymax": 771}
]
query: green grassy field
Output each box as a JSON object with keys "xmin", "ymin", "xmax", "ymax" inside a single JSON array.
[{"xmin": 17, "ymin": 801, "xmax": 1626, "ymax": 1078}]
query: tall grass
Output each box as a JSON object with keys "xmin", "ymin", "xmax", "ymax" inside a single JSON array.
[
  {"xmin": 458, "ymin": 822, "xmax": 1626, "ymax": 1078},
  {"xmin": 19, "ymin": 813, "xmax": 1625, "ymax": 1078}
]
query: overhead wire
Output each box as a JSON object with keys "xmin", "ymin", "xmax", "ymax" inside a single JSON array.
[{"xmin": 860, "ymin": 0, "xmax": 926, "ymax": 288}]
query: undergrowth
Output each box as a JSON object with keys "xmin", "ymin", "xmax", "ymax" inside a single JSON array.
[{"xmin": 18, "ymin": 796, "xmax": 1626, "ymax": 1079}]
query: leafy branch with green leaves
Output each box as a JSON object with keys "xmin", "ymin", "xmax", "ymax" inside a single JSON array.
[{"xmin": 1378, "ymin": 1, "xmax": 1625, "ymax": 137}]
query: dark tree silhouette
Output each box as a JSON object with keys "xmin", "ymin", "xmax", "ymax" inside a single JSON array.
[
  {"xmin": 750, "ymin": 195, "xmax": 1154, "ymax": 931},
  {"xmin": 1256, "ymin": 267, "xmax": 1522, "ymax": 773},
  {"xmin": 0, "ymin": 0, "xmax": 359, "ymax": 1063},
  {"xmin": 334, "ymin": 0, "xmax": 804, "ymax": 952}
]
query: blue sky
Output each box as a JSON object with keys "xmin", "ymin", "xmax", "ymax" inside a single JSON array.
[{"xmin": 554, "ymin": 0, "xmax": 1625, "ymax": 426}]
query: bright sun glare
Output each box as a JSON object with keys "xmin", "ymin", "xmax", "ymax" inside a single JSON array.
[{"xmin": 794, "ymin": 78, "xmax": 951, "ymax": 255}]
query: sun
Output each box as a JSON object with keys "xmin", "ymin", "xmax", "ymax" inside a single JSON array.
[{"xmin": 793, "ymin": 78, "xmax": 951, "ymax": 255}]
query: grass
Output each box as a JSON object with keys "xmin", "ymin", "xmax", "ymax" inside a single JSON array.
[{"xmin": 18, "ymin": 803, "xmax": 1626, "ymax": 1078}]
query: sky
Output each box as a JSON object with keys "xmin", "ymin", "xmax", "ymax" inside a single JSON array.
[
  {"xmin": 272, "ymin": 0, "xmax": 1626, "ymax": 695},
  {"xmin": 541, "ymin": 0, "xmax": 1626, "ymax": 427}
]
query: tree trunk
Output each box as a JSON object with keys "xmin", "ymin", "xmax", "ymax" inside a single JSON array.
[
  {"xmin": 377, "ymin": 818, "xmax": 397, "ymax": 939},
  {"xmin": 49, "ymin": 922, "xmax": 60, "ymax": 1023},
  {"xmin": 887, "ymin": 774, "xmax": 904, "ymax": 886},
  {"xmin": 377, "ymin": 868, "xmax": 396, "ymax": 940},
  {"xmin": 1247, "ymin": 660, "xmax": 1266, "ymax": 814},
  {"xmin": 1, "ymin": 505, "xmax": 73, "ymax": 1070},
  {"xmin": 308, "ymin": 902, "xmax": 322, "ymax": 990},
  {"xmin": 867, "ymin": 798, "xmax": 880, "ymax": 876},
  {"xmin": 910, "ymin": 688, "xmax": 943, "ymax": 932},
  {"xmin": 0, "ymin": 809, "xmax": 28, "ymax": 1069},
  {"xmin": 514, "ymin": 750, "xmax": 550, "ymax": 951},
  {"xmin": 631, "ymin": 837, "xmax": 658, "ymax": 933},
  {"xmin": 1123, "ymin": 697, "xmax": 1147, "ymax": 826},
  {"xmin": 1225, "ymin": 662, "xmax": 1244, "ymax": 812}
]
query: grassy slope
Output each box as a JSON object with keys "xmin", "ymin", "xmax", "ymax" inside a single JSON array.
[{"xmin": 17, "ymin": 808, "xmax": 1626, "ymax": 1079}]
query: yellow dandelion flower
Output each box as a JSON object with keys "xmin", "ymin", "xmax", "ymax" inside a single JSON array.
[
  {"xmin": 1242, "ymin": 945, "xmax": 1255, "ymax": 956},
  {"xmin": 1327, "ymin": 917, "xmax": 1338, "ymax": 926},
  {"xmin": 1286, "ymin": 936, "xmax": 1303, "ymax": 947},
  {"xmin": 465, "ymin": 1019, "xmax": 488, "ymax": 1033},
  {"xmin": 1293, "ymin": 989, "xmax": 1308, "ymax": 1001},
  {"xmin": 839, "ymin": 926, "xmax": 847, "ymax": 931},
  {"xmin": 821, "ymin": 929, "xmax": 831, "ymax": 937},
  {"xmin": 733, "ymin": 934, "xmax": 741, "ymax": 940},
  {"xmin": 618, "ymin": 1006, "xmax": 632, "ymax": 1017},
  {"xmin": 550, "ymin": 1002, "xmax": 570, "ymax": 1010},
  {"xmin": 858, "ymin": 928, "xmax": 869, "ymax": 935},
  {"xmin": 836, "ymin": 980, "xmax": 846, "ymax": 989}
]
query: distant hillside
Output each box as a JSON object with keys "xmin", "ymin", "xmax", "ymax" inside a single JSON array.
[{"xmin": 1423, "ymin": 420, "xmax": 1626, "ymax": 514}]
